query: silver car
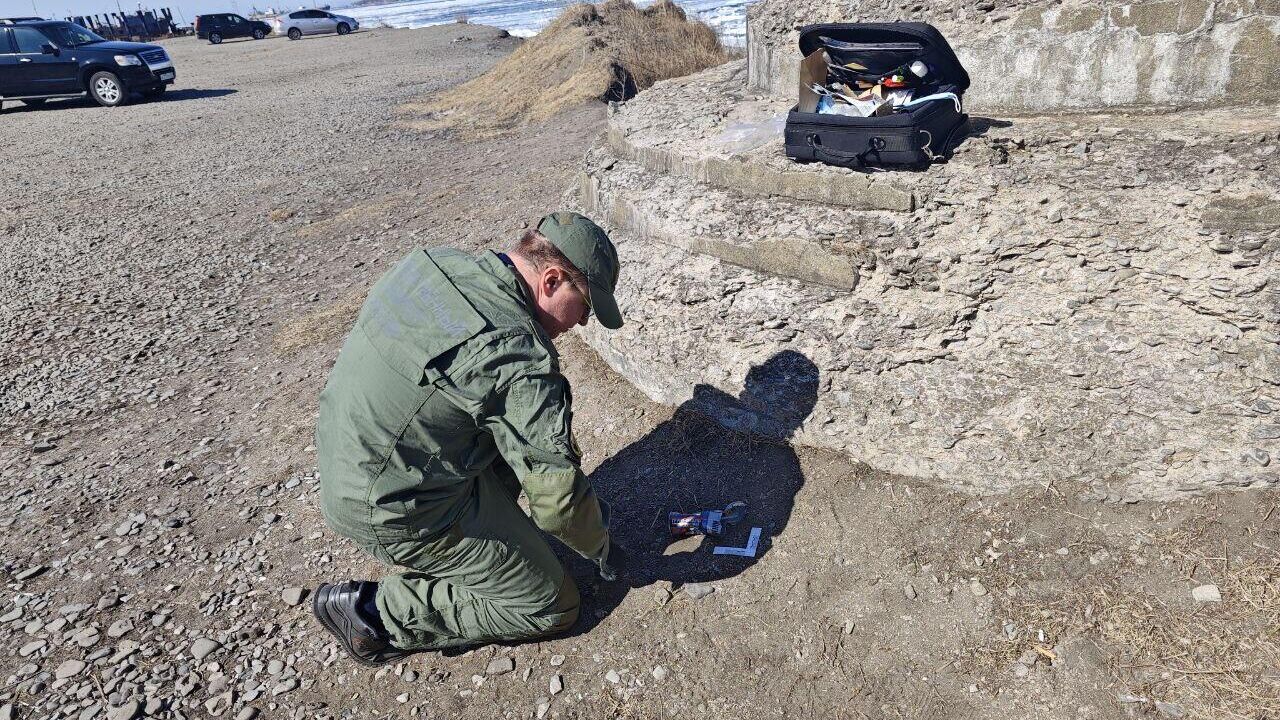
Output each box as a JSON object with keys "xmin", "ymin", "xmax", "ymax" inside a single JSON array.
[{"xmin": 271, "ymin": 9, "xmax": 358, "ymax": 40}]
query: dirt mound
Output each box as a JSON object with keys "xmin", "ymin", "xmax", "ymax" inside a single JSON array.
[{"xmin": 401, "ymin": 0, "xmax": 730, "ymax": 134}]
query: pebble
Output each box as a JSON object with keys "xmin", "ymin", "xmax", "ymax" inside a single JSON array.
[
  {"xmin": 651, "ymin": 665, "xmax": 668, "ymax": 681},
  {"xmin": 190, "ymin": 638, "xmax": 222, "ymax": 661},
  {"xmin": 903, "ymin": 583, "xmax": 917, "ymax": 600},
  {"xmin": 1192, "ymin": 584, "xmax": 1221, "ymax": 603},
  {"xmin": 107, "ymin": 619, "xmax": 134, "ymax": 639},
  {"xmin": 549, "ymin": 674, "xmax": 563, "ymax": 695},
  {"xmin": 535, "ymin": 697, "xmax": 551, "ymax": 719},
  {"xmin": 605, "ymin": 669, "xmax": 621, "ymax": 684},
  {"xmin": 549, "ymin": 654, "xmax": 565, "ymax": 666},
  {"xmin": 485, "ymin": 657, "xmax": 515, "ymax": 676},
  {"xmin": 969, "ymin": 579, "xmax": 988, "ymax": 597},
  {"xmin": 14, "ymin": 566, "xmax": 46, "ymax": 581},
  {"xmin": 272, "ymin": 678, "xmax": 299, "ymax": 695},
  {"xmin": 235, "ymin": 708, "xmax": 260, "ymax": 720},
  {"xmin": 683, "ymin": 583, "xmax": 714, "ymax": 599},
  {"xmin": 18, "ymin": 640, "xmax": 46, "ymax": 657},
  {"xmin": 1155, "ymin": 701, "xmax": 1186, "ymax": 718},
  {"xmin": 55, "ymin": 659, "xmax": 87, "ymax": 679},
  {"xmin": 107, "ymin": 700, "xmax": 140, "ymax": 720},
  {"xmin": 280, "ymin": 587, "xmax": 307, "ymax": 607}
]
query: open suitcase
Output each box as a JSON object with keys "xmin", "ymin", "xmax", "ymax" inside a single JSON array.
[{"xmin": 784, "ymin": 22, "xmax": 971, "ymax": 170}]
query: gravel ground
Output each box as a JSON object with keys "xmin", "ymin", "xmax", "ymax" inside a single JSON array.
[{"xmin": 2, "ymin": 24, "xmax": 1277, "ymax": 720}]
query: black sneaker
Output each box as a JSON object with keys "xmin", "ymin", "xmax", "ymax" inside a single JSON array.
[{"xmin": 312, "ymin": 581, "xmax": 414, "ymax": 667}]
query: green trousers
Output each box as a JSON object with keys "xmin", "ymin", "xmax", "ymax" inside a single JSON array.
[{"xmin": 351, "ymin": 468, "xmax": 581, "ymax": 651}]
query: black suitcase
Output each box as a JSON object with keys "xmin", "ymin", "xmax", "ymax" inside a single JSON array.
[{"xmin": 784, "ymin": 22, "xmax": 970, "ymax": 170}]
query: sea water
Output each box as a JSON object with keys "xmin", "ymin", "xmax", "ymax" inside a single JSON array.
[{"xmin": 337, "ymin": 0, "xmax": 755, "ymax": 46}]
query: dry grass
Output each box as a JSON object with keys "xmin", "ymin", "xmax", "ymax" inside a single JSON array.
[
  {"xmin": 272, "ymin": 292, "xmax": 366, "ymax": 356},
  {"xmin": 963, "ymin": 520, "xmax": 1280, "ymax": 720},
  {"xmin": 401, "ymin": 0, "xmax": 729, "ymax": 135}
]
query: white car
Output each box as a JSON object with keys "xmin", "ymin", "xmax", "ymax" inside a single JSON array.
[{"xmin": 271, "ymin": 9, "xmax": 358, "ymax": 40}]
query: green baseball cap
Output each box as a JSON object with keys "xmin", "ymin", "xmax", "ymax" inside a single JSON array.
[{"xmin": 537, "ymin": 211, "xmax": 623, "ymax": 330}]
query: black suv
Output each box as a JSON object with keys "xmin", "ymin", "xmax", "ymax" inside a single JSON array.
[
  {"xmin": 194, "ymin": 14, "xmax": 271, "ymax": 44},
  {"xmin": 0, "ymin": 19, "xmax": 175, "ymax": 109}
]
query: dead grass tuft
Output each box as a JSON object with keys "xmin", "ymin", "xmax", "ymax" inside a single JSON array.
[
  {"xmin": 267, "ymin": 208, "xmax": 296, "ymax": 223},
  {"xmin": 400, "ymin": 0, "xmax": 730, "ymax": 136},
  {"xmin": 272, "ymin": 292, "xmax": 366, "ymax": 356}
]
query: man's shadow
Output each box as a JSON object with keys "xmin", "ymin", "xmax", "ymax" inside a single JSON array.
[{"xmin": 567, "ymin": 350, "xmax": 819, "ymax": 634}]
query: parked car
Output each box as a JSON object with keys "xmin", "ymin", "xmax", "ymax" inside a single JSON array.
[
  {"xmin": 0, "ymin": 18, "xmax": 175, "ymax": 109},
  {"xmin": 271, "ymin": 10, "xmax": 358, "ymax": 41},
  {"xmin": 194, "ymin": 13, "xmax": 272, "ymax": 44}
]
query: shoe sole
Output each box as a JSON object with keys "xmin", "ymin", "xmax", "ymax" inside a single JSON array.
[{"xmin": 311, "ymin": 583, "xmax": 394, "ymax": 668}]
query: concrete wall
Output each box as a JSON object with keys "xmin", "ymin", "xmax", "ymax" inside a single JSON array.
[{"xmin": 748, "ymin": 0, "xmax": 1280, "ymax": 112}]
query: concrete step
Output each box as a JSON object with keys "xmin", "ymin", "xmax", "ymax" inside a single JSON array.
[
  {"xmin": 608, "ymin": 60, "xmax": 920, "ymax": 212},
  {"xmin": 578, "ymin": 145, "xmax": 908, "ymax": 291}
]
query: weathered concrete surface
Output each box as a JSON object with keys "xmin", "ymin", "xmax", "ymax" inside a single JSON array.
[
  {"xmin": 746, "ymin": 0, "xmax": 1280, "ymax": 112},
  {"xmin": 578, "ymin": 149, "xmax": 896, "ymax": 289},
  {"xmin": 575, "ymin": 64, "xmax": 1280, "ymax": 498}
]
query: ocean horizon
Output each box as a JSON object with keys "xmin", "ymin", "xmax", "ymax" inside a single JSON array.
[{"xmin": 336, "ymin": 0, "xmax": 755, "ymax": 46}]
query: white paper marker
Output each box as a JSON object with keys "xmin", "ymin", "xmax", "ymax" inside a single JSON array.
[{"xmin": 713, "ymin": 527, "xmax": 762, "ymax": 557}]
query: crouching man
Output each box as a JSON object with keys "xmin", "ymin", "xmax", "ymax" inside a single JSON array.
[{"xmin": 312, "ymin": 212, "xmax": 624, "ymax": 666}]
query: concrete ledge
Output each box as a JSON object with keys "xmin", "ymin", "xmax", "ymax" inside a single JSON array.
[
  {"xmin": 578, "ymin": 149, "xmax": 899, "ymax": 289},
  {"xmin": 609, "ymin": 60, "xmax": 918, "ymax": 212}
]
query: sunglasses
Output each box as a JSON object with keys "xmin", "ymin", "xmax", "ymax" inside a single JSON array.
[{"xmin": 572, "ymin": 279, "xmax": 593, "ymax": 321}]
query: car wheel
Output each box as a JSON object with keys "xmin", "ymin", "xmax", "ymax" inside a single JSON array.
[
  {"xmin": 22, "ymin": 98, "xmax": 47, "ymax": 108},
  {"xmin": 252, "ymin": 28, "xmax": 265, "ymax": 39},
  {"xmin": 336, "ymin": 22, "xmax": 350, "ymax": 35},
  {"xmin": 209, "ymin": 32, "xmax": 223, "ymax": 44},
  {"xmin": 88, "ymin": 71, "xmax": 128, "ymax": 107},
  {"xmin": 287, "ymin": 27, "xmax": 301, "ymax": 40}
]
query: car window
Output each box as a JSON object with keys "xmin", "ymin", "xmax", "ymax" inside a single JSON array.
[
  {"xmin": 289, "ymin": 11, "xmax": 305, "ymax": 19},
  {"xmin": 0, "ymin": 30, "xmax": 13, "ymax": 54},
  {"xmin": 307, "ymin": 10, "xmax": 326, "ymax": 18},
  {"xmin": 12, "ymin": 27, "xmax": 48, "ymax": 54},
  {"xmin": 228, "ymin": 15, "xmax": 245, "ymax": 23},
  {"xmin": 35, "ymin": 23, "xmax": 104, "ymax": 48}
]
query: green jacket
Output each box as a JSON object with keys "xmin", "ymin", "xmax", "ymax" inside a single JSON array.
[{"xmin": 316, "ymin": 248, "xmax": 608, "ymax": 561}]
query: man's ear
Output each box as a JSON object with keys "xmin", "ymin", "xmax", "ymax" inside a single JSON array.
[{"xmin": 540, "ymin": 266, "xmax": 564, "ymax": 294}]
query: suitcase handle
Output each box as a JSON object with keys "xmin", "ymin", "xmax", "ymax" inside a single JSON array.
[{"xmin": 807, "ymin": 133, "xmax": 881, "ymax": 166}]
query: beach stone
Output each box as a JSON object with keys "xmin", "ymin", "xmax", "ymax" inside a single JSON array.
[
  {"xmin": 549, "ymin": 674, "xmax": 563, "ymax": 695},
  {"xmin": 1192, "ymin": 584, "xmax": 1221, "ymax": 603},
  {"xmin": 190, "ymin": 638, "xmax": 221, "ymax": 661},
  {"xmin": 280, "ymin": 588, "xmax": 307, "ymax": 607},
  {"xmin": 55, "ymin": 660, "xmax": 86, "ymax": 679},
  {"xmin": 107, "ymin": 700, "xmax": 139, "ymax": 720},
  {"xmin": 486, "ymin": 657, "xmax": 515, "ymax": 676},
  {"xmin": 684, "ymin": 583, "xmax": 714, "ymax": 599},
  {"xmin": 549, "ymin": 654, "xmax": 565, "ymax": 666},
  {"xmin": 18, "ymin": 640, "xmax": 45, "ymax": 657}
]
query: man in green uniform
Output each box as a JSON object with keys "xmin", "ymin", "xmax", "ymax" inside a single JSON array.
[{"xmin": 311, "ymin": 212, "xmax": 624, "ymax": 666}]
